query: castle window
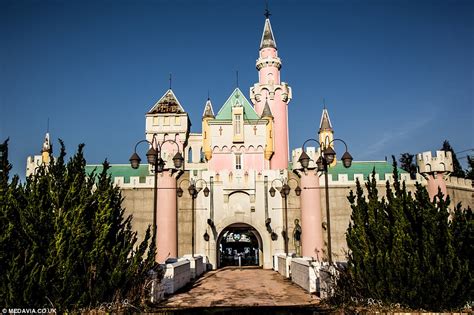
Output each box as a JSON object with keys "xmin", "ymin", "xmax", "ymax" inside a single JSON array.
[
  {"xmin": 188, "ymin": 147, "xmax": 193, "ymax": 163},
  {"xmin": 175, "ymin": 116, "xmax": 181, "ymax": 125},
  {"xmin": 234, "ymin": 114, "xmax": 241, "ymax": 135},
  {"xmin": 235, "ymin": 153, "xmax": 242, "ymax": 170},
  {"xmin": 232, "ymin": 105, "xmax": 244, "ymax": 142},
  {"xmin": 200, "ymin": 148, "xmax": 205, "ymax": 163},
  {"xmin": 164, "ymin": 116, "xmax": 170, "ymax": 125},
  {"xmin": 153, "ymin": 116, "xmax": 159, "ymax": 125}
]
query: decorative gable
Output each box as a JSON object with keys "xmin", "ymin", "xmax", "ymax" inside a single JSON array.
[
  {"xmin": 148, "ymin": 89, "xmax": 185, "ymax": 114},
  {"xmin": 215, "ymin": 88, "xmax": 260, "ymax": 121}
]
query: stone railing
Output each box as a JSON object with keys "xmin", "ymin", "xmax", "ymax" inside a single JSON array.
[
  {"xmin": 276, "ymin": 254, "xmax": 292, "ymax": 278},
  {"xmin": 161, "ymin": 260, "xmax": 191, "ymax": 294},
  {"xmin": 182, "ymin": 255, "xmax": 205, "ymax": 279},
  {"xmin": 275, "ymin": 256, "xmax": 341, "ymax": 298},
  {"xmin": 290, "ymin": 258, "xmax": 317, "ymax": 293}
]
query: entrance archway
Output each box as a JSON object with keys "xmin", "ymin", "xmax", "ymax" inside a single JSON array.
[{"xmin": 217, "ymin": 223, "xmax": 263, "ymax": 268}]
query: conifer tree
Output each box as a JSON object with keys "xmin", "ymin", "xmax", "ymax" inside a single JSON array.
[
  {"xmin": 466, "ymin": 155, "xmax": 474, "ymax": 180},
  {"xmin": 0, "ymin": 140, "xmax": 157, "ymax": 311},
  {"xmin": 441, "ymin": 140, "xmax": 465, "ymax": 178},
  {"xmin": 399, "ymin": 152, "xmax": 417, "ymax": 179},
  {"xmin": 342, "ymin": 157, "xmax": 472, "ymax": 311}
]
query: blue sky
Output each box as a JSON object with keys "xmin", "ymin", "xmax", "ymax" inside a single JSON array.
[{"xmin": 1, "ymin": 0, "xmax": 473, "ymax": 179}]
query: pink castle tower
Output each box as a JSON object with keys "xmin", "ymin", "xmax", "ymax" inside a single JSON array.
[
  {"xmin": 250, "ymin": 12, "xmax": 292, "ymax": 170},
  {"xmin": 417, "ymin": 150, "xmax": 453, "ymax": 201}
]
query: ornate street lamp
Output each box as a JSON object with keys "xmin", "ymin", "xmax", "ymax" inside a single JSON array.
[
  {"xmin": 129, "ymin": 134, "xmax": 184, "ymax": 250},
  {"xmin": 178, "ymin": 178, "xmax": 210, "ymax": 257},
  {"xmin": 297, "ymin": 138, "xmax": 352, "ymax": 263},
  {"xmin": 269, "ymin": 177, "xmax": 301, "ymax": 256}
]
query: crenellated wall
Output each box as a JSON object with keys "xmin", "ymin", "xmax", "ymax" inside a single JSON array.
[{"xmin": 118, "ymin": 164, "xmax": 473, "ymax": 265}]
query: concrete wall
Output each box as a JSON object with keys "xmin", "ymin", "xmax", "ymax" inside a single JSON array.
[
  {"xmin": 121, "ymin": 188, "xmax": 154, "ymax": 244},
  {"xmin": 119, "ymin": 170, "xmax": 473, "ymax": 266}
]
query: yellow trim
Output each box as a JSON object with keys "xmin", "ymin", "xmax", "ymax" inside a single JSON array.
[
  {"xmin": 232, "ymin": 107, "xmax": 244, "ymax": 143},
  {"xmin": 320, "ymin": 131, "xmax": 336, "ymax": 167},
  {"xmin": 202, "ymin": 117, "xmax": 213, "ymax": 160},
  {"xmin": 264, "ymin": 118, "xmax": 274, "ymax": 160}
]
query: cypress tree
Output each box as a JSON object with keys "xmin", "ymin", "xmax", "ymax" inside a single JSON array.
[
  {"xmin": 399, "ymin": 152, "xmax": 417, "ymax": 179},
  {"xmin": 342, "ymin": 157, "xmax": 472, "ymax": 311},
  {"xmin": 466, "ymin": 156, "xmax": 474, "ymax": 180},
  {"xmin": 441, "ymin": 140, "xmax": 465, "ymax": 178},
  {"xmin": 0, "ymin": 140, "xmax": 157, "ymax": 311}
]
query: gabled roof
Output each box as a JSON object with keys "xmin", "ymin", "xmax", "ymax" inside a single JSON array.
[
  {"xmin": 319, "ymin": 108, "xmax": 333, "ymax": 132},
  {"xmin": 147, "ymin": 89, "xmax": 185, "ymax": 114},
  {"xmin": 215, "ymin": 88, "xmax": 260, "ymax": 121},
  {"xmin": 261, "ymin": 99, "xmax": 273, "ymax": 118},
  {"xmin": 85, "ymin": 164, "xmax": 150, "ymax": 184},
  {"xmin": 260, "ymin": 18, "xmax": 277, "ymax": 50},
  {"xmin": 202, "ymin": 98, "xmax": 215, "ymax": 119}
]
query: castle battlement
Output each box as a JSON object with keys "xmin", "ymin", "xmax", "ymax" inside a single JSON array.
[
  {"xmin": 291, "ymin": 147, "xmax": 320, "ymax": 171},
  {"xmin": 114, "ymin": 170, "xmax": 430, "ymax": 190},
  {"xmin": 445, "ymin": 176, "xmax": 473, "ymax": 190},
  {"xmin": 417, "ymin": 150, "xmax": 453, "ymax": 174}
]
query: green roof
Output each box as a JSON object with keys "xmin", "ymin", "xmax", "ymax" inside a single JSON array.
[
  {"xmin": 327, "ymin": 161, "xmax": 406, "ymax": 181},
  {"xmin": 214, "ymin": 88, "xmax": 260, "ymax": 121},
  {"xmin": 85, "ymin": 164, "xmax": 150, "ymax": 184},
  {"xmin": 85, "ymin": 161, "xmax": 404, "ymax": 184}
]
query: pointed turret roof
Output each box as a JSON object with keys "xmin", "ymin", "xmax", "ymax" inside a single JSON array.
[
  {"xmin": 319, "ymin": 108, "xmax": 333, "ymax": 132},
  {"xmin": 41, "ymin": 132, "xmax": 52, "ymax": 154},
  {"xmin": 202, "ymin": 98, "xmax": 215, "ymax": 119},
  {"xmin": 148, "ymin": 89, "xmax": 185, "ymax": 114},
  {"xmin": 260, "ymin": 18, "xmax": 277, "ymax": 50},
  {"xmin": 215, "ymin": 88, "xmax": 260, "ymax": 121},
  {"xmin": 261, "ymin": 98, "xmax": 273, "ymax": 118}
]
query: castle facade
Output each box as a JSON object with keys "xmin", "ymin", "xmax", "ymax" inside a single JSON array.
[{"xmin": 27, "ymin": 15, "xmax": 473, "ymax": 269}]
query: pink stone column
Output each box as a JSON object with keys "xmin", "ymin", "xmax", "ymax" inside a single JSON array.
[
  {"xmin": 426, "ymin": 173, "xmax": 448, "ymax": 201},
  {"xmin": 156, "ymin": 172, "xmax": 177, "ymax": 263},
  {"xmin": 300, "ymin": 170, "xmax": 324, "ymax": 259}
]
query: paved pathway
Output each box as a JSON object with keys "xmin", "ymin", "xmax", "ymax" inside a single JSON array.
[{"xmin": 158, "ymin": 267, "xmax": 320, "ymax": 309}]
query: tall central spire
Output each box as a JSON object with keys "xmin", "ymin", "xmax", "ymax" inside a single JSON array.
[
  {"xmin": 250, "ymin": 9, "xmax": 292, "ymax": 170},
  {"xmin": 260, "ymin": 18, "xmax": 277, "ymax": 50}
]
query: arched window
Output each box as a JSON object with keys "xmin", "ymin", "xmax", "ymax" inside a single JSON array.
[
  {"xmin": 188, "ymin": 147, "xmax": 193, "ymax": 163},
  {"xmin": 200, "ymin": 147, "xmax": 205, "ymax": 162}
]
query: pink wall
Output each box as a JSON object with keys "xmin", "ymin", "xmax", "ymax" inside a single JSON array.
[
  {"xmin": 256, "ymin": 46, "xmax": 288, "ymax": 170},
  {"xmin": 426, "ymin": 173, "xmax": 448, "ymax": 201},
  {"xmin": 269, "ymin": 89, "xmax": 289, "ymax": 170},
  {"xmin": 243, "ymin": 152, "xmax": 265, "ymax": 170},
  {"xmin": 300, "ymin": 171, "xmax": 324, "ymax": 259},
  {"xmin": 209, "ymin": 151, "xmax": 265, "ymax": 172},
  {"xmin": 209, "ymin": 153, "xmax": 232, "ymax": 172},
  {"xmin": 259, "ymin": 66, "xmax": 281, "ymax": 86},
  {"xmin": 156, "ymin": 172, "xmax": 177, "ymax": 262},
  {"xmin": 254, "ymin": 91, "xmax": 268, "ymax": 118}
]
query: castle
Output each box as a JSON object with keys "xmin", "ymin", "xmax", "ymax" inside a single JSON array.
[{"xmin": 27, "ymin": 14, "xmax": 473, "ymax": 269}]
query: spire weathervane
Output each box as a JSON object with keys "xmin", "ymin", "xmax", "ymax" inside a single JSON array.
[
  {"xmin": 264, "ymin": 0, "xmax": 271, "ymax": 19},
  {"xmin": 323, "ymin": 98, "xmax": 326, "ymax": 109},
  {"xmin": 169, "ymin": 73, "xmax": 172, "ymax": 90}
]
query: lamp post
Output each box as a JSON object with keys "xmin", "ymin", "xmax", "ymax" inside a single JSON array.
[
  {"xmin": 129, "ymin": 134, "xmax": 184, "ymax": 249},
  {"xmin": 177, "ymin": 178, "xmax": 209, "ymax": 257},
  {"xmin": 297, "ymin": 138, "xmax": 352, "ymax": 263},
  {"xmin": 269, "ymin": 178, "xmax": 301, "ymax": 256}
]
